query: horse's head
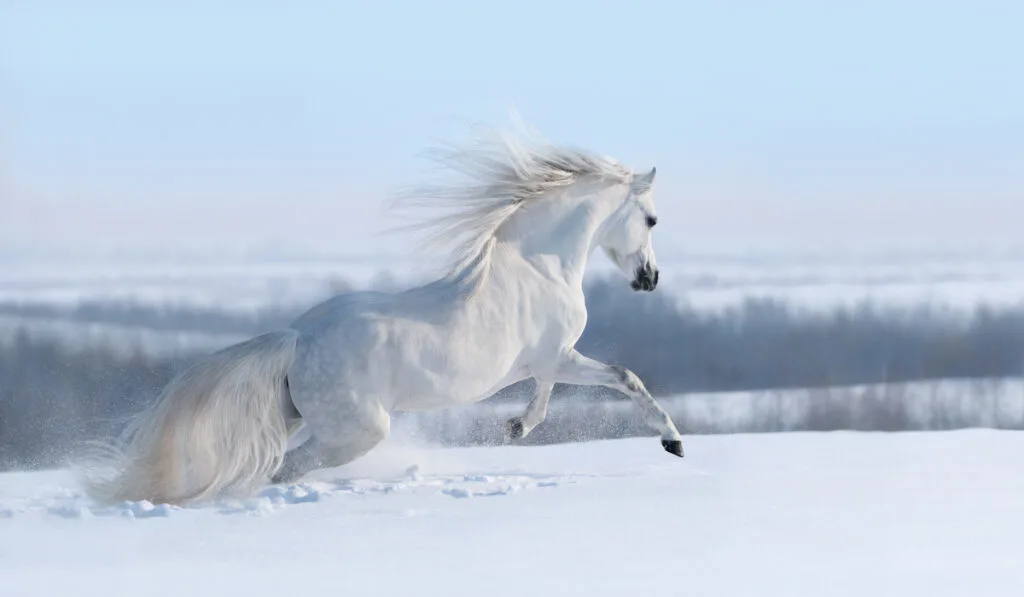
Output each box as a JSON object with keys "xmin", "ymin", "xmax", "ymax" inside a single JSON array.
[{"xmin": 597, "ymin": 167, "xmax": 660, "ymax": 292}]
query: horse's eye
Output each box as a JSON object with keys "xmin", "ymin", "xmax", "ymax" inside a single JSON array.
[{"xmin": 646, "ymin": 216, "xmax": 658, "ymax": 228}]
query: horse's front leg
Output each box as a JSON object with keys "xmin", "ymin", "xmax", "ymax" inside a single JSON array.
[
  {"xmin": 555, "ymin": 349, "xmax": 684, "ymax": 457},
  {"xmin": 505, "ymin": 379, "xmax": 553, "ymax": 440}
]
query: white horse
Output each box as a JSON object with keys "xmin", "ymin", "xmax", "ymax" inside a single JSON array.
[{"xmin": 79, "ymin": 125, "xmax": 685, "ymax": 506}]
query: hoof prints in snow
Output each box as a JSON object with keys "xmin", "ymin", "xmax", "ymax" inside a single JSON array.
[
  {"xmin": 442, "ymin": 486, "xmax": 516, "ymax": 499},
  {"xmin": 218, "ymin": 484, "xmax": 325, "ymax": 516},
  {"xmin": 4, "ymin": 472, "xmax": 573, "ymax": 521},
  {"xmin": 116, "ymin": 500, "xmax": 179, "ymax": 519},
  {"xmin": 48, "ymin": 503, "xmax": 93, "ymax": 519},
  {"xmin": 41, "ymin": 499, "xmax": 181, "ymax": 520},
  {"xmin": 438, "ymin": 474, "xmax": 565, "ymax": 498}
]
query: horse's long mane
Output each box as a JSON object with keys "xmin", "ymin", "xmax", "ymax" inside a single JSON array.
[{"xmin": 390, "ymin": 121, "xmax": 633, "ymax": 279}]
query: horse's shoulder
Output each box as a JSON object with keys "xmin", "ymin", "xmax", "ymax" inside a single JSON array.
[{"xmin": 527, "ymin": 279, "xmax": 588, "ymax": 344}]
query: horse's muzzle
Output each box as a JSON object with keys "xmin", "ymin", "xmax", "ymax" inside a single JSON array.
[{"xmin": 631, "ymin": 264, "xmax": 659, "ymax": 292}]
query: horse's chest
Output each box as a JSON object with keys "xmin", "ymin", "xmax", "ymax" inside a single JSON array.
[{"xmin": 533, "ymin": 288, "xmax": 588, "ymax": 345}]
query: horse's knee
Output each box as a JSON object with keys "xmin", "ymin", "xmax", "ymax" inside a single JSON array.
[{"xmin": 610, "ymin": 365, "xmax": 647, "ymax": 394}]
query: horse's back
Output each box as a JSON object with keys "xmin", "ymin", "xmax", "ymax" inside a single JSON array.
[
  {"xmin": 290, "ymin": 289, "xmax": 384, "ymax": 331},
  {"xmin": 285, "ymin": 286, "xmax": 463, "ymax": 394}
]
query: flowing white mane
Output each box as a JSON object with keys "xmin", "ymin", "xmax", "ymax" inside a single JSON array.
[{"xmin": 391, "ymin": 124, "xmax": 634, "ymax": 277}]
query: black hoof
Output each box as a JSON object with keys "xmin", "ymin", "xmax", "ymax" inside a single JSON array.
[
  {"xmin": 506, "ymin": 418, "xmax": 525, "ymax": 440},
  {"xmin": 661, "ymin": 439, "xmax": 684, "ymax": 458}
]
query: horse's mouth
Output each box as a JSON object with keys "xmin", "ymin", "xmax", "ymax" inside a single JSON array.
[
  {"xmin": 631, "ymin": 268, "xmax": 659, "ymax": 292},
  {"xmin": 631, "ymin": 279, "xmax": 656, "ymax": 292}
]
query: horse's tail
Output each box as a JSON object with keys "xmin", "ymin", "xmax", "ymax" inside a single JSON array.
[{"xmin": 77, "ymin": 329, "xmax": 301, "ymax": 506}]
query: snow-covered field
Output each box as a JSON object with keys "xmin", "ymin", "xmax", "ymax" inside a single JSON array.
[{"xmin": 2, "ymin": 430, "xmax": 1022, "ymax": 596}]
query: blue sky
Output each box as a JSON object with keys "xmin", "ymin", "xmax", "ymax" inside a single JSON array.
[{"xmin": 2, "ymin": 0, "xmax": 1022, "ymax": 259}]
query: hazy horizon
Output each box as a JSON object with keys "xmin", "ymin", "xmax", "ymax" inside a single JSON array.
[{"xmin": 3, "ymin": 1, "xmax": 1022, "ymax": 259}]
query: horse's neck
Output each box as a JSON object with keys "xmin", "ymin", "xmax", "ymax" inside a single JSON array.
[
  {"xmin": 401, "ymin": 180, "xmax": 623, "ymax": 350},
  {"xmin": 494, "ymin": 179, "xmax": 625, "ymax": 289}
]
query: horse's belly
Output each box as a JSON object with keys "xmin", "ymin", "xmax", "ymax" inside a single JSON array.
[
  {"xmin": 386, "ymin": 341, "xmax": 527, "ymax": 412},
  {"xmin": 389, "ymin": 370, "xmax": 523, "ymax": 412}
]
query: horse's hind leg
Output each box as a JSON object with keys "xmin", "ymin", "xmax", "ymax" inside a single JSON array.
[
  {"xmin": 273, "ymin": 435, "xmax": 382, "ymax": 484},
  {"xmin": 506, "ymin": 379, "xmax": 553, "ymax": 440},
  {"xmin": 272, "ymin": 423, "xmax": 388, "ymax": 484},
  {"xmin": 271, "ymin": 391, "xmax": 390, "ymax": 485}
]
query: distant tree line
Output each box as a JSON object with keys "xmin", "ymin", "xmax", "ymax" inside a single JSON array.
[
  {"xmin": 577, "ymin": 281, "xmax": 1024, "ymax": 395},
  {"xmin": 2, "ymin": 274, "xmax": 1024, "ymax": 470}
]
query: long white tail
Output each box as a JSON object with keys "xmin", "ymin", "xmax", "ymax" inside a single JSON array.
[{"xmin": 78, "ymin": 329, "xmax": 301, "ymax": 506}]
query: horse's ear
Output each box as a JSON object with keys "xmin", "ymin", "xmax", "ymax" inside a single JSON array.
[{"xmin": 632, "ymin": 167, "xmax": 657, "ymax": 193}]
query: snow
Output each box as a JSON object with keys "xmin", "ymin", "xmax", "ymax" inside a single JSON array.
[{"xmin": 2, "ymin": 430, "xmax": 1023, "ymax": 596}]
